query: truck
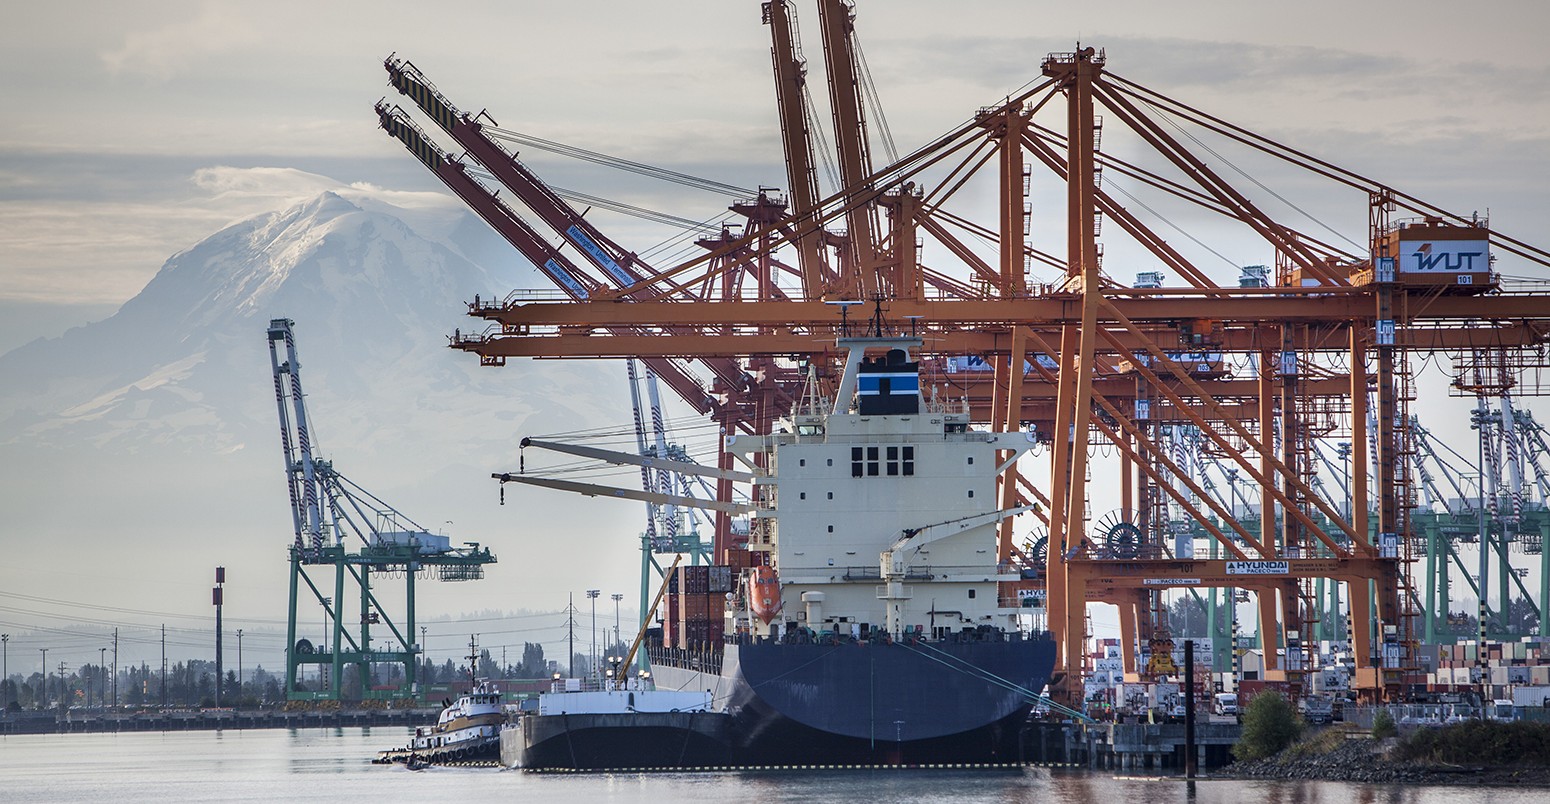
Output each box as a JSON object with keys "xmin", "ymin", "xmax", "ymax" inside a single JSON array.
[
  {"xmin": 1301, "ymin": 694, "xmax": 1334, "ymax": 724},
  {"xmin": 1213, "ymin": 692, "xmax": 1239, "ymax": 718},
  {"xmin": 1486, "ymin": 699, "xmax": 1517, "ymax": 722}
]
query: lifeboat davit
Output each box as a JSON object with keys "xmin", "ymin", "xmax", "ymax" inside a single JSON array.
[{"xmin": 748, "ymin": 565, "xmax": 782, "ymax": 625}]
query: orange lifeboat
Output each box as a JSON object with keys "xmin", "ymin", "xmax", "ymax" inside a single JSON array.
[{"xmin": 748, "ymin": 565, "xmax": 782, "ymax": 625}]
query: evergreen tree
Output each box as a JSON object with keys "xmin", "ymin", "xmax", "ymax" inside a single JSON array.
[
  {"xmin": 519, "ymin": 643, "xmax": 546, "ymax": 678},
  {"xmin": 1233, "ymin": 691, "xmax": 1303, "ymax": 762}
]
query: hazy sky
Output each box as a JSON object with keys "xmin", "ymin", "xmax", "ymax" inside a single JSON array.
[
  {"xmin": 3, "ymin": 1, "xmax": 1548, "ymax": 672},
  {"xmin": 6, "ymin": 0, "xmax": 1548, "ymax": 323}
]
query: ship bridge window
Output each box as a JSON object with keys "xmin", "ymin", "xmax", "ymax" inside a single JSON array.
[{"xmin": 854, "ymin": 445, "xmax": 914, "ymax": 478}]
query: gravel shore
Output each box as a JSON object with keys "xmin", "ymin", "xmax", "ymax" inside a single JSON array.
[{"xmin": 1217, "ymin": 733, "xmax": 1550, "ymax": 787}]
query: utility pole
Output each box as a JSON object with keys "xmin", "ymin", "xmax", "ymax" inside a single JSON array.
[
  {"xmin": 567, "ymin": 593, "xmax": 576, "ymax": 678},
  {"xmin": 99, "ymin": 647, "xmax": 107, "ymax": 708},
  {"xmin": 39, "ymin": 648, "xmax": 47, "ymax": 709},
  {"xmin": 161, "ymin": 625, "xmax": 167, "ymax": 707},
  {"xmin": 112, "ymin": 628, "xmax": 118, "ymax": 707},
  {"xmin": 2, "ymin": 633, "xmax": 9, "ymax": 711},
  {"xmin": 58, "ymin": 662, "xmax": 66, "ymax": 708}
]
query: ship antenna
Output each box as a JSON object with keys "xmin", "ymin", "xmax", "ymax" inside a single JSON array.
[
  {"xmin": 868, "ymin": 295, "xmax": 887, "ymax": 337},
  {"xmin": 797, "ymin": 363, "xmax": 825, "ymax": 417},
  {"xmin": 466, "ymin": 634, "xmax": 478, "ymax": 689}
]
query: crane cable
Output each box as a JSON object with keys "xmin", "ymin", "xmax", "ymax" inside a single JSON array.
[{"xmin": 483, "ymin": 126, "xmax": 755, "ymax": 197}]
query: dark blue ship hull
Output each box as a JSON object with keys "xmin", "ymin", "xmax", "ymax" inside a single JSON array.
[{"xmin": 652, "ymin": 635, "xmax": 1056, "ymax": 765}]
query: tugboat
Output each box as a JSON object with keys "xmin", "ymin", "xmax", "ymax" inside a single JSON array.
[{"xmin": 376, "ymin": 641, "xmax": 508, "ymax": 766}]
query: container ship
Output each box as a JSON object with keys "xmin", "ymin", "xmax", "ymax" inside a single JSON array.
[{"xmin": 646, "ymin": 336, "xmax": 1057, "ymax": 765}]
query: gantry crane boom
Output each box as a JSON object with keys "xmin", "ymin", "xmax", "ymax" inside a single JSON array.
[
  {"xmin": 385, "ymin": 56, "xmax": 646, "ymax": 291},
  {"xmin": 764, "ymin": 0, "xmax": 830, "ymax": 299},
  {"xmin": 374, "ymin": 101, "xmax": 721, "ymax": 412},
  {"xmin": 268, "ymin": 318, "xmax": 325, "ymax": 553},
  {"xmin": 375, "ymin": 103, "xmax": 598, "ymax": 299},
  {"xmin": 815, "ymin": 0, "xmax": 879, "ymax": 297}
]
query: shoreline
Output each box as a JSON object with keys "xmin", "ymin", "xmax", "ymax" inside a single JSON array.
[
  {"xmin": 1212, "ymin": 734, "xmax": 1550, "ymax": 787},
  {"xmin": 0, "ymin": 707, "xmax": 441, "ymax": 735}
]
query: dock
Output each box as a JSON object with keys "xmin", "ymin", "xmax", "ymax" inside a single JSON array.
[
  {"xmin": 1025, "ymin": 720, "xmax": 1241, "ymax": 770},
  {"xmin": 0, "ymin": 707, "xmax": 441, "ymax": 735}
]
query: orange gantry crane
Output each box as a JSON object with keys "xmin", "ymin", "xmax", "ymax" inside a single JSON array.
[{"xmin": 375, "ymin": 5, "xmax": 1550, "ymax": 707}]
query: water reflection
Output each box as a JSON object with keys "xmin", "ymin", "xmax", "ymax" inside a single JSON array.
[{"xmin": 0, "ymin": 730, "xmax": 1543, "ymax": 803}]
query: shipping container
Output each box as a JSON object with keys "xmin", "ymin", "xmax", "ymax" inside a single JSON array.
[
  {"xmin": 683, "ymin": 594, "xmax": 711, "ymax": 619},
  {"xmin": 684, "ymin": 565, "xmax": 711, "ymax": 594}
]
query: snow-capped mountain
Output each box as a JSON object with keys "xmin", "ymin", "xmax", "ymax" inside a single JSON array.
[
  {"xmin": 0, "ymin": 187, "xmax": 646, "ymax": 634},
  {"xmin": 0, "ymin": 189, "xmax": 620, "ymax": 453}
]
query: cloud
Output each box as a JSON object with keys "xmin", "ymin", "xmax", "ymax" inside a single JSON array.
[
  {"xmin": 189, "ymin": 165, "xmax": 346, "ymax": 204},
  {"xmin": 99, "ymin": 3, "xmax": 260, "ymax": 81}
]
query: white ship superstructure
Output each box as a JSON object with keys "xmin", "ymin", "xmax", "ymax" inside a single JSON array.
[{"xmin": 729, "ymin": 337, "xmax": 1036, "ymax": 641}]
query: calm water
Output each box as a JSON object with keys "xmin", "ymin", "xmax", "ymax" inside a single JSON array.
[{"xmin": 0, "ymin": 727, "xmax": 1542, "ymax": 803}]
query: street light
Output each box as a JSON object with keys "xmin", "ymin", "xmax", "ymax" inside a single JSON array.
[
  {"xmin": 1335, "ymin": 441, "xmax": 1353, "ymax": 524},
  {"xmin": 611, "ymin": 593, "xmax": 623, "ymax": 649},
  {"xmin": 321, "ymin": 596, "xmax": 332, "ymax": 690},
  {"xmin": 99, "ymin": 648, "xmax": 107, "ymax": 708},
  {"xmin": 586, "ymin": 590, "xmax": 600, "ymax": 681},
  {"xmin": 236, "ymin": 629, "xmax": 244, "ymax": 703},
  {"xmin": 39, "ymin": 648, "xmax": 47, "ymax": 709}
]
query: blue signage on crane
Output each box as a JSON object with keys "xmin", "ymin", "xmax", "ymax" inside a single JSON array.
[
  {"xmin": 542, "ymin": 259, "xmax": 589, "ymax": 298},
  {"xmin": 566, "ymin": 225, "xmax": 634, "ymax": 287}
]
